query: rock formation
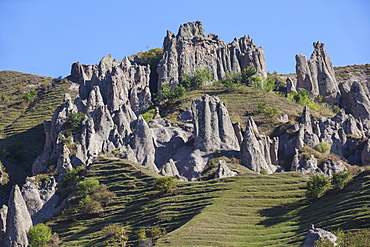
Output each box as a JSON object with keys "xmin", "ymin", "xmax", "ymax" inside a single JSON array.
[
  {"xmin": 0, "ymin": 205, "xmax": 7, "ymax": 243},
  {"xmin": 240, "ymin": 127, "xmax": 281, "ymax": 174},
  {"xmin": 214, "ymin": 160, "xmax": 237, "ymax": 178},
  {"xmin": 157, "ymin": 20, "xmax": 266, "ymax": 89},
  {"xmin": 295, "ymin": 42, "xmax": 340, "ymax": 104},
  {"xmin": 4, "ymin": 185, "xmax": 32, "ymax": 247},
  {"xmin": 303, "ymin": 224, "xmax": 339, "ymax": 247}
]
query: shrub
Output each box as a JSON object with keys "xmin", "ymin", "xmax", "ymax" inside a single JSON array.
[
  {"xmin": 102, "ymin": 223, "xmax": 128, "ymax": 245},
  {"xmin": 257, "ymin": 103, "xmax": 278, "ymax": 118},
  {"xmin": 77, "ymin": 179, "xmax": 100, "ymax": 196},
  {"xmin": 142, "ymin": 108, "xmax": 156, "ymax": 123},
  {"xmin": 35, "ymin": 174, "xmax": 50, "ymax": 183},
  {"xmin": 91, "ymin": 184, "xmax": 116, "ymax": 206},
  {"xmin": 65, "ymin": 112, "xmax": 85, "ymax": 133},
  {"xmin": 331, "ymin": 171, "xmax": 352, "ymax": 189},
  {"xmin": 153, "ymin": 177, "xmax": 177, "ymax": 194},
  {"xmin": 316, "ymin": 142, "xmax": 331, "ymax": 153},
  {"xmin": 306, "ymin": 174, "xmax": 331, "ymax": 199},
  {"xmin": 241, "ymin": 67, "xmax": 257, "ymax": 85},
  {"xmin": 23, "ymin": 89, "xmax": 38, "ymax": 101},
  {"xmin": 79, "ymin": 196, "xmax": 103, "ymax": 215},
  {"xmin": 180, "ymin": 68, "xmax": 212, "ymax": 90},
  {"xmin": 136, "ymin": 228, "xmax": 147, "ymax": 240},
  {"xmin": 288, "ymin": 90, "xmax": 312, "ymax": 105},
  {"xmin": 28, "ymin": 223, "xmax": 52, "ymax": 247},
  {"xmin": 63, "ymin": 168, "xmax": 79, "ymax": 187},
  {"xmin": 260, "ymin": 168, "xmax": 268, "ymax": 175},
  {"xmin": 332, "ymin": 105, "xmax": 341, "ymax": 113},
  {"xmin": 156, "ymin": 83, "xmax": 186, "ymax": 104}
]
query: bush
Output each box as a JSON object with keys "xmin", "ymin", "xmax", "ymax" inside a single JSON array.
[
  {"xmin": 331, "ymin": 171, "xmax": 351, "ymax": 189},
  {"xmin": 241, "ymin": 67, "xmax": 257, "ymax": 85},
  {"xmin": 28, "ymin": 223, "xmax": 52, "ymax": 247},
  {"xmin": 180, "ymin": 68, "xmax": 212, "ymax": 90},
  {"xmin": 257, "ymin": 103, "xmax": 278, "ymax": 118},
  {"xmin": 63, "ymin": 168, "xmax": 79, "ymax": 187},
  {"xmin": 153, "ymin": 177, "xmax": 177, "ymax": 194},
  {"xmin": 65, "ymin": 112, "xmax": 85, "ymax": 133},
  {"xmin": 316, "ymin": 142, "xmax": 331, "ymax": 153},
  {"xmin": 306, "ymin": 175, "xmax": 331, "ymax": 199},
  {"xmin": 142, "ymin": 108, "xmax": 156, "ymax": 123},
  {"xmin": 288, "ymin": 90, "xmax": 312, "ymax": 105},
  {"xmin": 23, "ymin": 89, "xmax": 38, "ymax": 101},
  {"xmin": 79, "ymin": 196, "xmax": 103, "ymax": 215},
  {"xmin": 91, "ymin": 184, "xmax": 116, "ymax": 206},
  {"xmin": 77, "ymin": 179, "xmax": 100, "ymax": 196},
  {"xmin": 156, "ymin": 83, "xmax": 186, "ymax": 104},
  {"xmin": 102, "ymin": 223, "xmax": 128, "ymax": 245}
]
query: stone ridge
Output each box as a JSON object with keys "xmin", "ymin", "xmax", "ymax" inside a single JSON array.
[{"xmin": 156, "ymin": 20, "xmax": 266, "ymax": 89}]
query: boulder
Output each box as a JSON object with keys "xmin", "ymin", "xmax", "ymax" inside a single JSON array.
[
  {"xmin": 4, "ymin": 185, "xmax": 32, "ymax": 247},
  {"xmin": 160, "ymin": 159, "xmax": 180, "ymax": 177},
  {"xmin": 157, "ymin": 21, "xmax": 266, "ymax": 89},
  {"xmin": 214, "ymin": 160, "xmax": 237, "ymax": 178},
  {"xmin": 303, "ymin": 224, "xmax": 338, "ymax": 247}
]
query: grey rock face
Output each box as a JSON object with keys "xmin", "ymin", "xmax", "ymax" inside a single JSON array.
[
  {"xmin": 0, "ymin": 205, "xmax": 7, "ymax": 243},
  {"xmin": 303, "ymin": 224, "xmax": 338, "ymax": 247},
  {"xmin": 286, "ymin": 77, "xmax": 296, "ymax": 94},
  {"xmin": 296, "ymin": 42, "xmax": 340, "ymax": 104},
  {"xmin": 157, "ymin": 21, "xmax": 266, "ymax": 89},
  {"xmin": 21, "ymin": 177, "xmax": 59, "ymax": 224},
  {"xmin": 130, "ymin": 116, "xmax": 158, "ymax": 172},
  {"xmin": 4, "ymin": 185, "xmax": 32, "ymax": 247},
  {"xmin": 192, "ymin": 95, "xmax": 239, "ymax": 152},
  {"xmin": 214, "ymin": 160, "xmax": 237, "ymax": 178},
  {"xmin": 160, "ymin": 159, "xmax": 180, "ymax": 177},
  {"xmin": 240, "ymin": 127, "xmax": 281, "ymax": 174},
  {"xmin": 71, "ymin": 55, "xmax": 151, "ymax": 115},
  {"xmin": 339, "ymin": 80, "xmax": 370, "ymax": 126}
]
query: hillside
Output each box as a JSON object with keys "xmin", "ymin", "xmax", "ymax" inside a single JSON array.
[
  {"xmin": 48, "ymin": 156, "xmax": 370, "ymax": 246},
  {"xmin": 0, "ymin": 71, "xmax": 73, "ymax": 204}
]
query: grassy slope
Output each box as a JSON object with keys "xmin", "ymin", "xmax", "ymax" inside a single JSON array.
[
  {"xmin": 49, "ymin": 157, "xmax": 370, "ymax": 247},
  {"xmin": 0, "ymin": 71, "xmax": 72, "ymax": 204}
]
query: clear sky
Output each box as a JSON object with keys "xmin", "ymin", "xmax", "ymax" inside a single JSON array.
[{"xmin": 0, "ymin": 0, "xmax": 369, "ymax": 78}]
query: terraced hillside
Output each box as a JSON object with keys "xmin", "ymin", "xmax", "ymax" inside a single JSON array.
[
  {"xmin": 0, "ymin": 71, "xmax": 73, "ymax": 204},
  {"xmin": 48, "ymin": 157, "xmax": 370, "ymax": 246}
]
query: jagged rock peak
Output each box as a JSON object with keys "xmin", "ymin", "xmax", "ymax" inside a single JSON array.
[
  {"xmin": 4, "ymin": 185, "xmax": 32, "ymax": 247},
  {"xmin": 177, "ymin": 20, "xmax": 206, "ymax": 39},
  {"xmin": 295, "ymin": 41, "xmax": 340, "ymax": 104},
  {"xmin": 157, "ymin": 21, "xmax": 266, "ymax": 89}
]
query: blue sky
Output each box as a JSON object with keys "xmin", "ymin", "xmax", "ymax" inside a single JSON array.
[{"xmin": 0, "ymin": 0, "xmax": 369, "ymax": 78}]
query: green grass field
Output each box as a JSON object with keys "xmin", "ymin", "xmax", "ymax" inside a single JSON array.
[{"xmin": 48, "ymin": 157, "xmax": 370, "ymax": 246}]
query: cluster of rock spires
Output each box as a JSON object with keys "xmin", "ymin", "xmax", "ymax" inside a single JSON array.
[
  {"xmin": 157, "ymin": 20, "xmax": 266, "ymax": 89},
  {"xmin": 1, "ymin": 20, "xmax": 370, "ymax": 246},
  {"xmin": 290, "ymin": 41, "xmax": 370, "ymax": 127}
]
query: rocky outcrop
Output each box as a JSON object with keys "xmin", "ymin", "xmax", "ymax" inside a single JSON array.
[
  {"xmin": 240, "ymin": 127, "xmax": 281, "ymax": 174},
  {"xmin": 4, "ymin": 185, "xmax": 32, "ymax": 247},
  {"xmin": 192, "ymin": 95, "xmax": 239, "ymax": 152},
  {"xmin": 21, "ymin": 177, "xmax": 59, "ymax": 224},
  {"xmin": 71, "ymin": 55, "xmax": 151, "ymax": 115},
  {"xmin": 295, "ymin": 42, "xmax": 340, "ymax": 104},
  {"xmin": 176, "ymin": 95, "xmax": 240, "ymax": 179},
  {"xmin": 286, "ymin": 77, "xmax": 296, "ymax": 94},
  {"xmin": 157, "ymin": 21, "xmax": 266, "ymax": 89},
  {"xmin": 214, "ymin": 160, "xmax": 237, "ymax": 178},
  {"xmin": 303, "ymin": 224, "xmax": 338, "ymax": 247},
  {"xmin": 339, "ymin": 80, "xmax": 370, "ymax": 126},
  {"xmin": 130, "ymin": 116, "xmax": 158, "ymax": 172},
  {"xmin": 0, "ymin": 205, "xmax": 7, "ymax": 243}
]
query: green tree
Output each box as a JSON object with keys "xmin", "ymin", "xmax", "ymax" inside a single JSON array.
[
  {"xmin": 65, "ymin": 112, "xmax": 85, "ymax": 132},
  {"xmin": 153, "ymin": 177, "xmax": 177, "ymax": 194},
  {"xmin": 306, "ymin": 175, "xmax": 331, "ymax": 199},
  {"xmin": 28, "ymin": 223, "xmax": 52, "ymax": 247},
  {"xmin": 156, "ymin": 83, "xmax": 186, "ymax": 104},
  {"xmin": 180, "ymin": 68, "xmax": 212, "ymax": 90},
  {"xmin": 23, "ymin": 89, "xmax": 38, "ymax": 101},
  {"xmin": 331, "ymin": 171, "xmax": 351, "ymax": 189},
  {"xmin": 316, "ymin": 142, "xmax": 331, "ymax": 153},
  {"xmin": 77, "ymin": 179, "xmax": 100, "ymax": 196},
  {"xmin": 241, "ymin": 67, "xmax": 257, "ymax": 85}
]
